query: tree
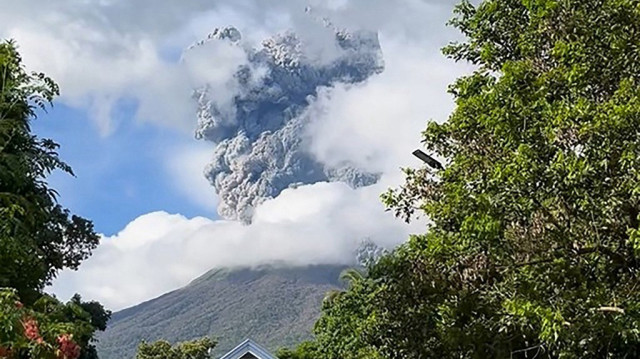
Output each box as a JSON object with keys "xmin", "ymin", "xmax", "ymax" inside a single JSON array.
[
  {"xmin": 0, "ymin": 40, "xmax": 100, "ymax": 303},
  {"xmin": 0, "ymin": 40, "xmax": 109, "ymax": 358},
  {"xmin": 32, "ymin": 294, "xmax": 111, "ymax": 359},
  {"xmin": 323, "ymin": 267, "xmax": 365, "ymax": 303},
  {"xmin": 275, "ymin": 341, "xmax": 319, "ymax": 359},
  {"xmin": 309, "ymin": 0, "xmax": 640, "ymax": 358},
  {"xmin": 313, "ymin": 275, "xmax": 383, "ymax": 359},
  {"xmin": 135, "ymin": 337, "xmax": 217, "ymax": 359},
  {"xmin": 0, "ymin": 288, "xmax": 110, "ymax": 359}
]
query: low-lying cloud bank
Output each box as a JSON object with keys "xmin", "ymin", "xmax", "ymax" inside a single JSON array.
[{"xmin": 51, "ymin": 180, "xmax": 423, "ymax": 310}]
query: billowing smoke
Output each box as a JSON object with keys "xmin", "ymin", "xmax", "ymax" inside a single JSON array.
[{"xmin": 189, "ymin": 25, "xmax": 385, "ymax": 222}]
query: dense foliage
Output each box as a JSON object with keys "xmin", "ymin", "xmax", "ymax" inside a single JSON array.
[
  {"xmin": 0, "ymin": 40, "xmax": 109, "ymax": 358},
  {"xmin": 0, "ymin": 40, "xmax": 100, "ymax": 303},
  {"xmin": 275, "ymin": 341, "xmax": 319, "ymax": 359},
  {"xmin": 135, "ymin": 337, "xmax": 216, "ymax": 359},
  {"xmin": 284, "ymin": 0, "xmax": 640, "ymax": 358},
  {"xmin": 0, "ymin": 289, "xmax": 110, "ymax": 359}
]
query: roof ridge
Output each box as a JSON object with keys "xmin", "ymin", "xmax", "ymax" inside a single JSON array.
[{"xmin": 218, "ymin": 338, "xmax": 277, "ymax": 359}]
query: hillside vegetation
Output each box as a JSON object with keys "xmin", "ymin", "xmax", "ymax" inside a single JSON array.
[{"xmin": 97, "ymin": 265, "xmax": 346, "ymax": 358}]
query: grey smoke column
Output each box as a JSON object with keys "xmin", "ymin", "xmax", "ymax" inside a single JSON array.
[{"xmin": 192, "ymin": 26, "xmax": 384, "ymax": 222}]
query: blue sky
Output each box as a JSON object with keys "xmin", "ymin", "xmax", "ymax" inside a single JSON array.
[{"xmin": 33, "ymin": 102, "xmax": 217, "ymax": 235}]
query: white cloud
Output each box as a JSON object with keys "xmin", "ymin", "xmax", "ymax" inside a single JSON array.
[
  {"xmin": 304, "ymin": 37, "xmax": 470, "ymax": 175},
  {"xmin": 0, "ymin": 0, "xmax": 462, "ymax": 135},
  {"xmin": 165, "ymin": 144, "xmax": 219, "ymax": 212},
  {"xmin": 50, "ymin": 180, "xmax": 423, "ymax": 310},
  {"xmin": 0, "ymin": 0, "xmax": 256, "ymax": 135},
  {"xmin": 6, "ymin": 0, "xmax": 475, "ymax": 309}
]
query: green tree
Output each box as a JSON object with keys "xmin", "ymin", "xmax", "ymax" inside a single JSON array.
[
  {"xmin": 300, "ymin": 267, "xmax": 382, "ymax": 359},
  {"xmin": 31, "ymin": 294, "xmax": 111, "ymax": 359},
  {"xmin": 275, "ymin": 341, "xmax": 319, "ymax": 359},
  {"xmin": 135, "ymin": 337, "xmax": 217, "ymax": 359},
  {"xmin": 311, "ymin": 0, "xmax": 640, "ymax": 358},
  {"xmin": 313, "ymin": 275, "xmax": 383, "ymax": 359},
  {"xmin": 0, "ymin": 40, "xmax": 109, "ymax": 358},
  {"xmin": 323, "ymin": 267, "xmax": 365, "ymax": 304},
  {"xmin": 0, "ymin": 40, "xmax": 100, "ymax": 303},
  {"xmin": 0, "ymin": 288, "xmax": 110, "ymax": 359}
]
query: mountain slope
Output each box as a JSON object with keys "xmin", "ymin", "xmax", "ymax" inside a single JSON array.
[{"xmin": 96, "ymin": 265, "xmax": 346, "ymax": 359}]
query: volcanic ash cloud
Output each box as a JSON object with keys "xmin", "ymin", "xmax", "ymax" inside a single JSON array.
[{"xmin": 188, "ymin": 26, "xmax": 385, "ymax": 222}]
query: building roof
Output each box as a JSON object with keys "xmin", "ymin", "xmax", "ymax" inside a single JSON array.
[{"xmin": 218, "ymin": 339, "xmax": 277, "ymax": 359}]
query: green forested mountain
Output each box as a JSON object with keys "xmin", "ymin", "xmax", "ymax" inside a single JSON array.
[{"xmin": 96, "ymin": 265, "xmax": 346, "ymax": 359}]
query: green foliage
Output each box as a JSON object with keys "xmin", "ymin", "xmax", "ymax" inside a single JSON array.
[
  {"xmin": 0, "ymin": 40, "xmax": 99, "ymax": 303},
  {"xmin": 0, "ymin": 41, "xmax": 109, "ymax": 358},
  {"xmin": 31, "ymin": 294, "xmax": 111, "ymax": 359},
  {"xmin": 135, "ymin": 337, "xmax": 216, "ymax": 359},
  {"xmin": 323, "ymin": 267, "xmax": 365, "ymax": 303},
  {"xmin": 276, "ymin": 341, "xmax": 319, "ymax": 359},
  {"xmin": 313, "ymin": 273, "xmax": 383, "ymax": 359},
  {"xmin": 304, "ymin": 0, "xmax": 640, "ymax": 358},
  {"xmin": 0, "ymin": 288, "xmax": 110, "ymax": 359}
]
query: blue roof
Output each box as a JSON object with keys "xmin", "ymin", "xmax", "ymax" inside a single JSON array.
[{"xmin": 218, "ymin": 339, "xmax": 277, "ymax": 359}]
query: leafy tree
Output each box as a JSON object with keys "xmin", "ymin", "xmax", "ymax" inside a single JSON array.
[
  {"xmin": 275, "ymin": 341, "xmax": 319, "ymax": 359},
  {"xmin": 309, "ymin": 0, "xmax": 640, "ymax": 358},
  {"xmin": 323, "ymin": 267, "xmax": 365, "ymax": 303},
  {"xmin": 0, "ymin": 40, "xmax": 100, "ymax": 303},
  {"xmin": 306, "ymin": 267, "xmax": 382, "ymax": 359},
  {"xmin": 0, "ymin": 288, "xmax": 109, "ymax": 359},
  {"xmin": 0, "ymin": 41, "xmax": 109, "ymax": 358},
  {"xmin": 31, "ymin": 294, "xmax": 111, "ymax": 359},
  {"xmin": 135, "ymin": 337, "xmax": 217, "ymax": 359},
  {"xmin": 313, "ymin": 275, "xmax": 383, "ymax": 359}
]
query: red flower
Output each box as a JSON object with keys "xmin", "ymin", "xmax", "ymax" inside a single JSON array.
[
  {"xmin": 21, "ymin": 318, "xmax": 40, "ymax": 341},
  {"xmin": 13, "ymin": 301, "xmax": 23, "ymax": 309},
  {"xmin": 56, "ymin": 334, "xmax": 80, "ymax": 359}
]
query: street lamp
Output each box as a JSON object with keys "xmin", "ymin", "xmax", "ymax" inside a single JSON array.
[{"xmin": 412, "ymin": 149, "xmax": 443, "ymax": 170}]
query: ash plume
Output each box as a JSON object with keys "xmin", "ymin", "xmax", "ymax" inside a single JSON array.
[{"xmin": 190, "ymin": 25, "xmax": 384, "ymax": 222}]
